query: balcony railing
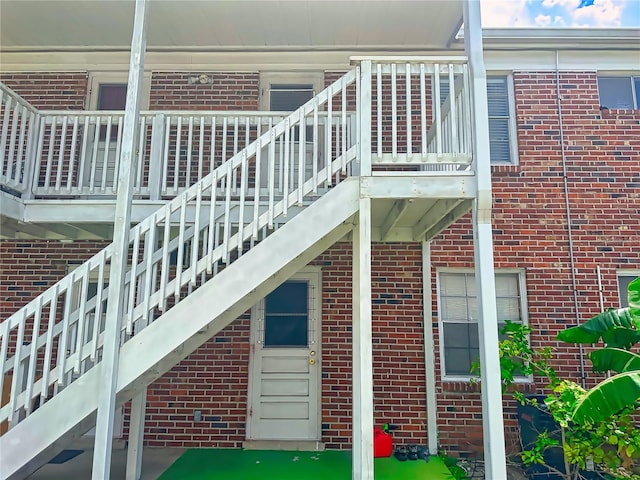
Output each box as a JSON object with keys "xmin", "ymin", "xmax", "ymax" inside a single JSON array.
[{"xmin": 0, "ymin": 57, "xmax": 474, "ymax": 201}]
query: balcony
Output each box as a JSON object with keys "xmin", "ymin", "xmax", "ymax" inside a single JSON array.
[{"xmin": 1, "ymin": 57, "xmax": 477, "ymax": 239}]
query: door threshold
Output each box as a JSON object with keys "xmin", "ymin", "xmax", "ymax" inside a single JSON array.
[{"xmin": 243, "ymin": 440, "xmax": 325, "ymax": 452}]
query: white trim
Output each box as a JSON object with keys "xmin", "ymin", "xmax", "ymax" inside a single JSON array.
[
  {"xmin": 258, "ymin": 72, "xmax": 324, "ymax": 111},
  {"xmin": 3, "ymin": 49, "xmax": 640, "ymax": 74},
  {"xmin": 506, "ymin": 73, "xmax": 519, "ymax": 166},
  {"xmin": 421, "ymin": 241, "xmax": 438, "ymax": 455},
  {"xmin": 436, "ymin": 268, "xmax": 528, "ymax": 383},
  {"xmin": 87, "ymin": 72, "xmax": 151, "ymax": 110},
  {"xmin": 616, "ymin": 270, "xmax": 640, "ymax": 307}
]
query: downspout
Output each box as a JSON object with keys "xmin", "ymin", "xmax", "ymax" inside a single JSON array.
[{"xmin": 555, "ymin": 51, "xmax": 586, "ymax": 388}]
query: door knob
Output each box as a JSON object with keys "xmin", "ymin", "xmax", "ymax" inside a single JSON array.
[{"xmin": 309, "ymin": 358, "xmax": 316, "ymax": 365}]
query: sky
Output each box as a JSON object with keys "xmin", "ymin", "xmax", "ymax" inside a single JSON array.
[{"xmin": 481, "ymin": 0, "xmax": 640, "ymax": 27}]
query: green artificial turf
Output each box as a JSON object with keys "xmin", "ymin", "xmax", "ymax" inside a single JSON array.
[{"xmin": 158, "ymin": 449, "xmax": 453, "ymax": 480}]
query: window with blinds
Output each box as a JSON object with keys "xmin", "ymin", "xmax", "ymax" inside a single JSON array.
[
  {"xmin": 437, "ymin": 271, "xmax": 527, "ymax": 378},
  {"xmin": 438, "ymin": 74, "xmax": 517, "ymax": 164}
]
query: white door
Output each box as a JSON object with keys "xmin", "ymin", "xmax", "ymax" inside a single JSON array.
[
  {"xmin": 258, "ymin": 74, "xmax": 325, "ymax": 194},
  {"xmin": 247, "ymin": 269, "xmax": 321, "ymax": 441},
  {"xmin": 84, "ymin": 73, "xmax": 150, "ymax": 192}
]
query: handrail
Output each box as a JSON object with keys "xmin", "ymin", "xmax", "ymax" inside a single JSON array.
[
  {"xmin": 0, "ymin": 68, "xmax": 359, "ymax": 428},
  {"xmin": 0, "ymin": 84, "xmax": 41, "ymax": 195}
]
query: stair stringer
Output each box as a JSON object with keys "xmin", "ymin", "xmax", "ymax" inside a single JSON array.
[{"xmin": 0, "ymin": 177, "xmax": 360, "ymax": 480}]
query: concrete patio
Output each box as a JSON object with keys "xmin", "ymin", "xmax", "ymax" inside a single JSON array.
[{"xmin": 26, "ymin": 446, "xmax": 185, "ymax": 480}]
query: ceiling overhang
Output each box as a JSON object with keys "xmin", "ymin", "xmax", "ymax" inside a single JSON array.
[{"xmin": 0, "ymin": 1, "xmax": 464, "ymax": 53}]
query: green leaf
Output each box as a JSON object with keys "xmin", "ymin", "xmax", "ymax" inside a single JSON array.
[
  {"xmin": 601, "ymin": 327, "xmax": 640, "ymax": 350},
  {"xmin": 571, "ymin": 371, "xmax": 640, "ymax": 425},
  {"xmin": 557, "ymin": 308, "xmax": 637, "ymax": 345},
  {"xmin": 629, "ymin": 277, "xmax": 640, "ymax": 319},
  {"xmin": 590, "ymin": 348, "xmax": 640, "ymax": 373}
]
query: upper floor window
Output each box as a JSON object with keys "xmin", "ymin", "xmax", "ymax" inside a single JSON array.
[
  {"xmin": 437, "ymin": 270, "xmax": 527, "ymax": 380},
  {"xmin": 617, "ymin": 271, "xmax": 640, "ymax": 307},
  {"xmin": 438, "ymin": 74, "xmax": 518, "ymax": 165},
  {"xmin": 598, "ymin": 76, "xmax": 640, "ymax": 110}
]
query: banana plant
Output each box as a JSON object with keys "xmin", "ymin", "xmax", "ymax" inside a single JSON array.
[{"xmin": 558, "ymin": 277, "xmax": 640, "ymax": 426}]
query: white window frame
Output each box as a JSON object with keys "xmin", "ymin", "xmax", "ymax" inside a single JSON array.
[
  {"xmin": 597, "ymin": 75, "xmax": 640, "ymax": 110},
  {"xmin": 87, "ymin": 72, "xmax": 151, "ymax": 110},
  {"xmin": 617, "ymin": 270, "xmax": 640, "ymax": 308},
  {"xmin": 433, "ymin": 73, "xmax": 519, "ymax": 165},
  {"xmin": 487, "ymin": 73, "xmax": 519, "ymax": 166},
  {"xmin": 436, "ymin": 268, "xmax": 529, "ymax": 382},
  {"xmin": 258, "ymin": 72, "xmax": 324, "ymax": 111}
]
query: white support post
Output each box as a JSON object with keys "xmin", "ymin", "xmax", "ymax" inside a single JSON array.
[
  {"xmin": 126, "ymin": 389, "xmax": 147, "ymax": 480},
  {"xmin": 464, "ymin": 1, "xmax": 508, "ymax": 479},
  {"xmin": 92, "ymin": 1, "xmax": 149, "ymax": 479},
  {"xmin": 359, "ymin": 60, "xmax": 372, "ymax": 177},
  {"xmin": 421, "ymin": 241, "xmax": 438, "ymax": 455},
  {"xmin": 352, "ymin": 197, "xmax": 374, "ymax": 480}
]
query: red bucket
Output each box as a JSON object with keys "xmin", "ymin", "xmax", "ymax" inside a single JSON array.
[{"xmin": 373, "ymin": 428, "xmax": 393, "ymax": 458}]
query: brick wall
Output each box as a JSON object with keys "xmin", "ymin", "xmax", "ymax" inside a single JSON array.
[
  {"xmin": 2, "ymin": 69, "xmax": 639, "ymax": 456},
  {"xmin": 430, "ymin": 71, "xmax": 640, "ymax": 456},
  {"xmin": 0, "ymin": 240, "xmax": 107, "ymax": 319},
  {"xmin": 139, "ymin": 242, "xmax": 428, "ymax": 449},
  {"xmin": 149, "ymin": 72, "xmax": 259, "ymax": 111},
  {"xmin": 0, "ymin": 72, "xmax": 87, "ymax": 110}
]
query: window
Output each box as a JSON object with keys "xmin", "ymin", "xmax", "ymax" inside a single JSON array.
[
  {"xmin": 97, "ymin": 83, "xmax": 127, "ymax": 141},
  {"xmin": 264, "ymin": 281, "xmax": 309, "ymax": 347},
  {"xmin": 259, "ymin": 73, "xmax": 323, "ymax": 111},
  {"xmin": 617, "ymin": 272, "xmax": 640, "ymax": 307},
  {"xmin": 437, "ymin": 270, "xmax": 527, "ymax": 379},
  {"xmin": 598, "ymin": 76, "xmax": 640, "ymax": 110},
  {"xmin": 437, "ymin": 75, "xmax": 518, "ymax": 164}
]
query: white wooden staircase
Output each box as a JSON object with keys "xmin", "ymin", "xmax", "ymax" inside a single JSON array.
[{"xmin": 0, "ymin": 71, "xmax": 360, "ymax": 480}]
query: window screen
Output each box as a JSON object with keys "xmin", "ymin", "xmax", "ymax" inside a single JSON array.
[
  {"xmin": 439, "ymin": 271, "xmax": 524, "ymax": 377},
  {"xmin": 598, "ymin": 77, "xmax": 638, "ymax": 110},
  {"xmin": 617, "ymin": 274, "xmax": 639, "ymax": 308},
  {"xmin": 264, "ymin": 281, "xmax": 309, "ymax": 347},
  {"xmin": 269, "ymin": 84, "xmax": 314, "ymax": 111}
]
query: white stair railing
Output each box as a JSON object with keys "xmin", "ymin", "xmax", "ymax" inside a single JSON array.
[
  {"xmin": 0, "ymin": 68, "xmax": 359, "ymax": 431},
  {"xmin": 0, "ymin": 84, "xmax": 40, "ymax": 195},
  {"xmin": 353, "ymin": 57, "xmax": 473, "ymax": 170}
]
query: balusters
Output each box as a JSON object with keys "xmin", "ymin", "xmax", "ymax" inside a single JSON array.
[
  {"xmin": 191, "ymin": 183, "xmax": 202, "ymax": 284},
  {"xmin": 41, "ymin": 287, "xmax": 58, "ymax": 402},
  {"xmin": 0, "ymin": 96, "xmax": 12, "ymax": 175},
  {"xmin": 67, "ymin": 116, "xmax": 79, "ymax": 193},
  {"xmin": 141, "ymin": 217, "xmax": 157, "ymax": 326},
  {"xmin": 8, "ymin": 310, "xmax": 26, "ymax": 422}
]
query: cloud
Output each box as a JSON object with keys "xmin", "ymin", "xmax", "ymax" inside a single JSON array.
[
  {"xmin": 535, "ymin": 13, "xmax": 552, "ymax": 25},
  {"xmin": 481, "ymin": 0, "xmax": 631, "ymax": 27},
  {"xmin": 571, "ymin": 0, "xmax": 625, "ymax": 26},
  {"xmin": 481, "ymin": 0, "xmax": 533, "ymax": 27}
]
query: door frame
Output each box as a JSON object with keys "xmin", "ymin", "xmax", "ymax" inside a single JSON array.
[{"xmin": 246, "ymin": 267, "xmax": 322, "ymax": 441}]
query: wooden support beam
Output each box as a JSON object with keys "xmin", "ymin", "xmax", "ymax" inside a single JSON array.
[
  {"xmin": 464, "ymin": 1, "xmax": 507, "ymax": 478},
  {"xmin": 126, "ymin": 389, "xmax": 146, "ymax": 480},
  {"xmin": 422, "ymin": 200, "xmax": 472, "ymax": 241},
  {"xmin": 352, "ymin": 197, "xmax": 373, "ymax": 480},
  {"xmin": 93, "ymin": 1, "xmax": 149, "ymax": 478},
  {"xmin": 360, "ymin": 176, "xmax": 475, "ymax": 200},
  {"xmin": 421, "ymin": 241, "xmax": 438, "ymax": 454},
  {"xmin": 412, "ymin": 198, "xmax": 463, "ymax": 240},
  {"xmin": 380, "ymin": 199, "xmax": 409, "ymax": 241}
]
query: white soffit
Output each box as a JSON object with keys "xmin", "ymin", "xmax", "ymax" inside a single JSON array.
[{"xmin": 0, "ymin": 0, "xmax": 463, "ymax": 51}]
